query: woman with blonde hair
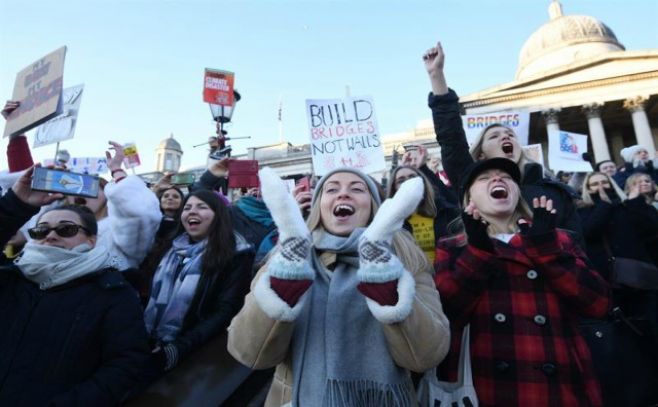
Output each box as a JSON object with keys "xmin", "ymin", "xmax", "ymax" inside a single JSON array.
[
  {"xmin": 625, "ymin": 172, "xmax": 658, "ymax": 209},
  {"xmin": 228, "ymin": 167, "xmax": 450, "ymax": 407},
  {"xmin": 434, "ymin": 158, "xmax": 610, "ymax": 407},
  {"xmin": 423, "ymin": 41, "xmax": 583, "ymax": 245}
]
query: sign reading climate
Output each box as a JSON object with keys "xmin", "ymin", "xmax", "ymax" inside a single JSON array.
[{"xmin": 305, "ymin": 96, "xmax": 385, "ymax": 176}]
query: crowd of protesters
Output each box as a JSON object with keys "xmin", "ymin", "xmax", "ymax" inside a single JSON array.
[{"xmin": 0, "ymin": 40, "xmax": 657, "ymax": 407}]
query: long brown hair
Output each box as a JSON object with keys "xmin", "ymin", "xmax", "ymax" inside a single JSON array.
[{"xmin": 387, "ymin": 166, "xmax": 437, "ymax": 218}]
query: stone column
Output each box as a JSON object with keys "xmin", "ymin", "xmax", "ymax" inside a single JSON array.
[
  {"xmin": 623, "ymin": 96, "xmax": 656, "ymax": 153},
  {"xmin": 542, "ymin": 108, "xmax": 561, "ymax": 136},
  {"xmin": 582, "ymin": 103, "xmax": 610, "ymax": 162}
]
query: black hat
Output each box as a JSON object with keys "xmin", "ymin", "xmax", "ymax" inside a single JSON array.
[{"xmin": 460, "ymin": 158, "xmax": 521, "ymax": 202}]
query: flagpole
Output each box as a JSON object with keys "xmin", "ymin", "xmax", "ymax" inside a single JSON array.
[{"xmin": 278, "ymin": 95, "xmax": 283, "ymax": 144}]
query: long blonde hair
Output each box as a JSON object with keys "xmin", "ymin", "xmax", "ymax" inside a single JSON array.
[
  {"xmin": 624, "ymin": 173, "xmax": 656, "ymax": 205},
  {"xmin": 579, "ymin": 172, "xmax": 627, "ymax": 207},
  {"xmin": 307, "ymin": 184, "xmax": 432, "ymax": 275},
  {"xmin": 460, "ymin": 180, "xmax": 533, "ymax": 235},
  {"xmin": 469, "ymin": 123, "xmax": 535, "ymax": 170}
]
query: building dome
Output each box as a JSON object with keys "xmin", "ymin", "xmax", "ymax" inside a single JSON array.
[
  {"xmin": 158, "ymin": 133, "xmax": 182, "ymax": 153},
  {"xmin": 516, "ymin": 1, "xmax": 624, "ymax": 80}
]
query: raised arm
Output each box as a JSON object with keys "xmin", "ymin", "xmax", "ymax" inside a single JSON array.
[{"xmin": 423, "ymin": 42, "xmax": 474, "ymax": 187}]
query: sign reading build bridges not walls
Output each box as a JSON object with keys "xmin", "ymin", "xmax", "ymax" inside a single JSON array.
[{"xmin": 305, "ymin": 96, "xmax": 385, "ymax": 176}]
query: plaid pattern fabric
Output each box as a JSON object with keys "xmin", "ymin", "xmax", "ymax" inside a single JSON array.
[{"xmin": 434, "ymin": 230, "xmax": 611, "ymax": 407}]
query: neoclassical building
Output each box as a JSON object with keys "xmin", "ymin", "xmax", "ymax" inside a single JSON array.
[{"xmin": 235, "ymin": 1, "xmax": 657, "ymax": 180}]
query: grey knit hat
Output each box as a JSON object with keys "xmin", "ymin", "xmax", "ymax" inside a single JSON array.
[{"xmin": 311, "ymin": 167, "xmax": 382, "ymax": 206}]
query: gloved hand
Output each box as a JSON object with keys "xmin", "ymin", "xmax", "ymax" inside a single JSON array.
[
  {"xmin": 358, "ymin": 177, "xmax": 424, "ymax": 283},
  {"xmin": 259, "ymin": 167, "xmax": 313, "ymax": 280},
  {"xmin": 363, "ymin": 177, "xmax": 424, "ymax": 243},
  {"xmin": 518, "ymin": 196, "xmax": 557, "ymax": 236},
  {"xmin": 461, "ymin": 202, "xmax": 494, "ymax": 252}
]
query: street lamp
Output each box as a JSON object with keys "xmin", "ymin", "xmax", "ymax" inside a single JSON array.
[{"xmin": 207, "ymin": 90, "xmax": 241, "ymax": 158}]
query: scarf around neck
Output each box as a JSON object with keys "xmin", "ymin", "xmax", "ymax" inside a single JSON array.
[
  {"xmin": 292, "ymin": 227, "xmax": 415, "ymax": 407},
  {"xmin": 16, "ymin": 241, "xmax": 111, "ymax": 290},
  {"xmin": 144, "ymin": 233, "xmax": 207, "ymax": 343}
]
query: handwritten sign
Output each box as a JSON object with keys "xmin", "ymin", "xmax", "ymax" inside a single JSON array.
[
  {"xmin": 203, "ymin": 69, "xmax": 234, "ymax": 106},
  {"xmin": 4, "ymin": 47, "xmax": 67, "ymax": 138},
  {"xmin": 462, "ymin": 111, "xmax": 530, "ymax": 147},
  {"xmin": 123, "ymin": 143, "xmax": 141, "ymax": 168},
  {"xmin": 33, "ymin": 84, "xmax": 84, "ymax": 148},
  {"xmin": 306, "ymin": 96, "xmax": 385, "ymax": 176},
  {"xmin": 69, "ymin": 157, "xmax": 108, "ymax": 175},
  {"xmin": 548, "ymin": 130, "xmax": 592, "ymax": 172}
]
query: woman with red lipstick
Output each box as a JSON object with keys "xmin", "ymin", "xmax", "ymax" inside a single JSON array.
[
  {"xmin": 228, "ymin": 167, "xmax": 450, "ymax": 407},
  {"xmin": 434, "ymin": 158, "xmax": 611, "ymax": 407},
  {"xmin": 423, "ymin": 41, "xmax": 584, "ymax": 246}
]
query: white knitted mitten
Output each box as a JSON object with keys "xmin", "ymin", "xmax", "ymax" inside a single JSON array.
[
  {"xmin": 259, "ymin": 167, "xmax": 312, "ymax": 280},
  {"xmin": 358, "ymin": 177, "xmax": 424, "ymax": 283}
]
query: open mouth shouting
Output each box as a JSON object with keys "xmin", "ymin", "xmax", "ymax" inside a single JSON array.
[
  {"xmin": 333, "ymin": 204, "xmax": 355, "ymax": 220},
  {"xmin": 501, "ymin": 142, "xmax": 514, "ymax": 155},
  {"xmin": 490, "ymin": 185, "xmax": 509, "ymax": 199}
]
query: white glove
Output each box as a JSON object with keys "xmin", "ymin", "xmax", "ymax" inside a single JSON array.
[
  {"xmin": 363, "ymin": 177, "xmax": 424, "ymax": 243},
  {"xmin": 259, "ymin": 167, "xmax": 310, "ymax": 241}
]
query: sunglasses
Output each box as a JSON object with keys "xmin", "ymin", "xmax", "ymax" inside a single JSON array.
[{"xmin": 28, "ymin": 224, "xmax": 91, "ymax": 240}]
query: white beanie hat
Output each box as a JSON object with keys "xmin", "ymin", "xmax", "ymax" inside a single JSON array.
[{"xmin": 619, "ymin": 145, "xmax": 646, "ymax": 163}]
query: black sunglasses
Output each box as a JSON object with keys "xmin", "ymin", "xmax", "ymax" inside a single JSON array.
[{"xmin": 28, "ymin": 224, "xmax": 91, "ymax": 240}]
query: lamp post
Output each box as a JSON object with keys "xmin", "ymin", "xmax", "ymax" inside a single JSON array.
[{"xmin": 208, "ymin": 90, "xmax": 241, "ymax": 157}]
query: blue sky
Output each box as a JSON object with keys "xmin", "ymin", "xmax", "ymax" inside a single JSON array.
[{"xmin": 1, "ymin": 0, "xmax": 656, "ymax": 173}]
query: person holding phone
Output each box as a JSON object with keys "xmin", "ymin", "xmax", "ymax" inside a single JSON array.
[{"xmin": 0, "ymin": 167, "xmax": 150, "ymax": 406}]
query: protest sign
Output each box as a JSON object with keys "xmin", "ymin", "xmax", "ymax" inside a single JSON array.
[
  {"xmin": 3, "ymin": 47, "xmax": 67, "ymax": 138},
  {"xmin": 548, "ymin": 130, "xmax": 592, "ymax": 172},
  {"xmin": 69, "ymin": 157, "xmax": 108, "ymax": 175},
  {"xmin": 462, "ymin": 111, "xmax": 530, "ymax": 147},
  {"xmin": 522, "ymin": 143, "xmax": 545, "ymax": 167},
  {"xmin": 33, "ymin": 84, "xmax": 84, "ymax": 148},
  {"xmin": 123, "ymin": 143, "xmax": 141, "ymax": 168},
  {"xmin": 306, "ymin": 96, "xmax": 385, "ymax": 176},
  {"xmin": 203, "ymin": 69, "xmax": 234, "ymax": 106}
]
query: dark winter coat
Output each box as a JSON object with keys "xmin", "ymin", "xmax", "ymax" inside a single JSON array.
[
  {"xmin": 577, "ymin": 195, "xmax": 658, "ymax": 281},
  {"xmin": 428, "ymin": 89, "xmax": 584, "ymax": 246},
  {"xmin": 434, "ymin": 230, "xmax": 610, "ymax": 407},
  {"xmin": 0, "ymin": 266, "xmax": 150, "ymax": 406}
]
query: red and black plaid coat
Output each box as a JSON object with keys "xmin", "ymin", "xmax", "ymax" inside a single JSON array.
[{"xmin": 434, "ymin": 230, "xmax": 611, "ymax": 407}]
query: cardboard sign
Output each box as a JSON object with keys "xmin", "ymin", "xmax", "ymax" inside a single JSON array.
[
  {"xmin": 69, "ymin": 156, "xmax": 108, "ymax": 175},
  {"xmin": 3, "ymin": 46, "xmax": 67, "ymax": 138},
  {"xmin": 228, "ymin": 160, "xmax": 259, "ymax": 188},
  {"xmin": 203, "ymin": 69, "xmax": 234, "ymax": 106},
  {"xmin": 522, "ymin": 143, "xmax": 545, "ymax": 167},
  {"xmin": 548, "ymin": 130, "xmax": 592, "ymax": 172},
  {"xmin": 462, "ymin": 111, "xmax": 530, "ymax": 147},
  {"xmin": 306, "ymin": 96, "xmax": 385, "ymax": 176},
  {"xmin": 123, "ymin": 142, "xmax": 141, "ymax": 168},
  {"xmin": 33, "ymin": 84, "xmax": 84, "ymax": 148}
]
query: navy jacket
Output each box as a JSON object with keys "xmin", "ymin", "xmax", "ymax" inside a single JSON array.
[{"xmin": 0, "ymin": 266, "xmax": 150, "ymax": 406}]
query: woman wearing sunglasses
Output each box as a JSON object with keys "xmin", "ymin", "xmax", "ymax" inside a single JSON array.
[{"xmin": 0, "ymin": 167, "xmax": 150, "ymax": 406}]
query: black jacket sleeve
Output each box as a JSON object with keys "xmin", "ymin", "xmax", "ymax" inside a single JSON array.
[
  {"xmin": 0, "ymin": 189, "xmax": 40, "ymax": 248},
  {"xmin": 174, "ymin": 251, "xmax": 254, "ymax": 359},
  {"xmin": 190, "ymin": 170, "xmax": 226, "ymax": 193},
  {"xmin": 428, "ymin": 89, "xmax": 474, "ymax": 188},
  {"xmin": 578, "ymin": 201, "xmax": 614, "ymax": 239}
]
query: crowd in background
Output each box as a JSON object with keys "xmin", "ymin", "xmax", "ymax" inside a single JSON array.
[{"xmin": 0, "ymin": 40, "xmax": 657, "ymax": 407}]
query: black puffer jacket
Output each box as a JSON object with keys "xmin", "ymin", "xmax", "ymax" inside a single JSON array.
[
  {"xmin": 0, "ymin": 266, "xmax": 149, "ymax": 406},
  {"xmin": 428, "ymin": 89, "xmax": 584, "ymax": 246}
]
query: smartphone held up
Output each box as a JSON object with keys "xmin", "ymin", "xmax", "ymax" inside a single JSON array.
[{"xmin": 31, "ymin": 167, "xmax": 100, "ymax": 198}]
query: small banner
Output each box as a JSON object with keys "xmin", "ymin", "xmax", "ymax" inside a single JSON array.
[
  {"xmin": 548, "ymin": 130, "xmax": 592, "ymax": 172},
  {"xmin": 306, "ymin": 96, "xmax": 385, "ymax": 176},
  {"xmin": 33, "ymin": 84, "xmax": 84, "ymax": 148},
  {"xmin": 203, "ymin": 69, "xmax": 235, "ymax": 106},
  {"xmin": 69, "ymin": 157, "xmax": 108, "ymax": 175},
  {"xmin": 123, "ymin": 142, "xmax": 141, "ymax": 168},
  {"xmin": 4, "ymin": 46, "xmax": 67, "ymax": 138},
  {"xmin": 462, "ymin": 111, "xmax": 530, "ymax": 146}
]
